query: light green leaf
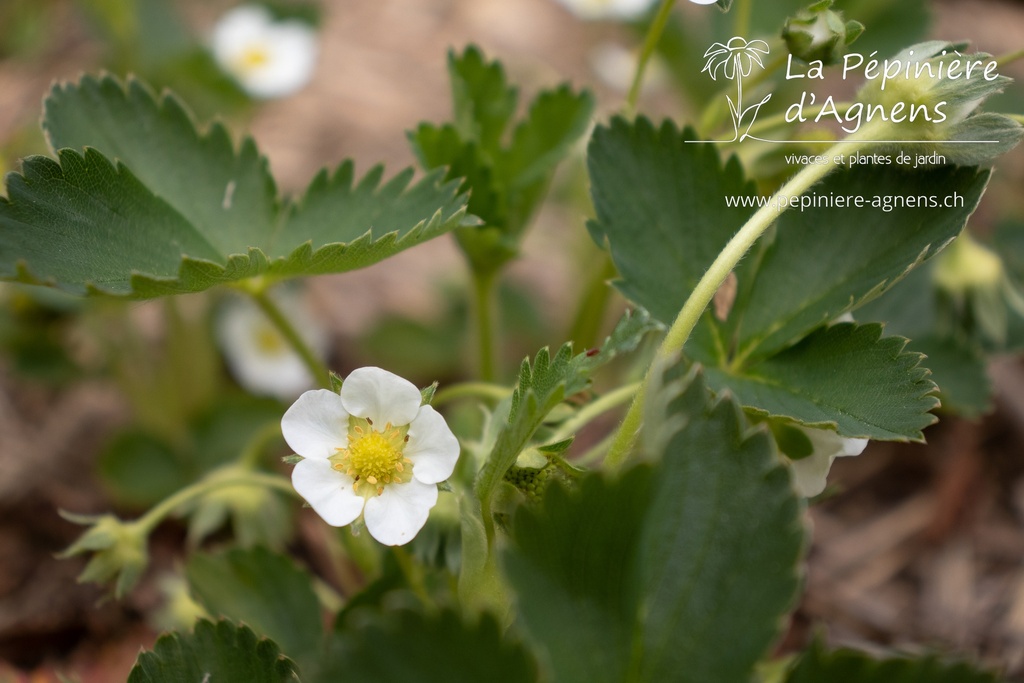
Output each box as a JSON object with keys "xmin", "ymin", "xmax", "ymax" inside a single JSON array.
[
  {"xmin": 0, "ymin": 75, "xmax": 468, "ymax": 297},
  {"xmin": 410, "ymin": 46, "xmax": 593, "ymax": 272},
  {"xmin": 705, "ymin": 322, "xmax": 937, "ymax": 440},
  {"xmin": 127, "ymin": 619, "xmax": 297, "ymax": 683},
  {"xmin": 587, "ymin": 116, "xmax": 756, "ymax": 327},
  {"xmin": 320, "ymin": 608, "xmax": 537, "ymax": 683},
  {"xmin": 475, "ymin": 309, "xmax": 658, "ymax": 503},
  {"xmin": 784, "ymin": 641, "xmax": 1001, "ymax": 683},
  {"xmin": 504, "ymin": 365, "xmax": 805, "ymax": 683},
  {"xmin": 448, "ymin": 45, "xmax": 518, "ymax": 153},
  {"xmin": 186, "ymin": 547, "xmax": 322, "ymax": 672}
]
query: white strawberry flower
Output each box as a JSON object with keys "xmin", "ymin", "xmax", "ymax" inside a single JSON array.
[
  {"xmin": 551, "ymin": 0, "xmax": 658, "ymax": 21},
  {"xmin": 211, "ymin": 5, "xmax": 317, "ymax": 99},
  {"xmin": 789, "ymin": 426, "xmax": 868, "ymax": 497},
  {"xmin": 282, "ymin": 367, "xmax": 460, "ymax": 546},
  {"xmin": 216, "ymin": 290, "xmax": 327, "ymax": 401}
]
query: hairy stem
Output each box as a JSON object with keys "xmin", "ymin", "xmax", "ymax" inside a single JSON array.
[{"xmin": 603, "ymin": 124, "xmax": 880, "ymax": 469}]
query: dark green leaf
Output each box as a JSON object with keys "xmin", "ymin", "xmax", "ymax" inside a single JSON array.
[
  {"xmin": 718, "ymin": 164, "xmax": 989, "ymax": 361},
  {"xmin": 784, "ymin": 641, "xmax": 1000, "ymax": 683},
  {"xmin": 704, "ymin": 323, "xmax": 938, "ymax": 440},
  {"xmin": 322, "ymin": 608, "xmax": 537, "ymax": 683},
  {"xmin": 186, "ymin": 547, "xmax": 322, "ymax": 670},
  {"xmin": 128, "ymin": 619, "xmax": 297, "ymax": 683},
  {"xmin": 505, "ymin": 365, "xmax": 805, "ymax": 683},
  {"xmin": 587, "ymin": 117, "xmax": 756, "ymax": 326},
  {"xmin": 0, "ymin": 75, "xmax": 467, "ymax": 297}
]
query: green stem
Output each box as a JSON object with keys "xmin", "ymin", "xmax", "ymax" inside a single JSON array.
[
  {"xmin": 135, "ymin": 469, "xmax": 296, "ymax": 536},
  {"xmin": 471, "ymin": 269, "xmax": 499, "ymax": 382},
  {"xmin": 603, "ymin": 124, "xmax": 882, "ymax": 470},
  {"xmin": 246, "ymin": 285, "xmax": 332, "ymax": 389},
  {"xmin": 626, "ymin": 0, "xmax": 677, "ymax": 116},
  {"xmin": 432, "ymin": 381, "xmax": 511, "ymax": 407},
  {"xmin": 567, "ymin": 253, "xmax": 618, "ymax": 352},
  {"xmin": 734, "ymin": 0, "xmax": 753, "ymax": 37},
  {"xmin": 996, "ymin": 47, "xmax": 1024, "ymax": 67},
  {"xmin": 550, "ymin": 382, "xmax": 641, "ymax": 443}
]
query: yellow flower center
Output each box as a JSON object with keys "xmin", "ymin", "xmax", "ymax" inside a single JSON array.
[
  {"xmin": 254, "ymin": 323, "xmax": 287, "ymax": 355},
  {"xmin": 237, "ymin": 45, "xmax": 270, "ymax": 72},
  {"xmin": 330, "ymin": 419, "xmax": 412, "ymax": 497}
]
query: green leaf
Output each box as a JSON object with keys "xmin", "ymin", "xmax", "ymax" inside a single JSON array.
[
  {"xmin": 504, "ymin": 365, "xmax": 805, "ymax": 683},
  {"xmin": 475, "ymin": 309, "xmax": 658, "ymax": 503},
  {"xmin": 0, "ymin": 75, "xmax": 467, "ymax": 297},
  {"xmin": 448, "ymin": 46, "xmax": 518, "ymax": 152},
  {"xmin": 98, "ymin": 429, "xmax": 190, "ymax": 507},
  {"xmin": 854, "ymin": 260, "xmax": 994, "ymax": 416},
  {"xmin": 784, "ymin": 641, "xmax": 1000, "ymax": 683},
  {"xmin": 44, "ymin": 75, "xmax": 277, "ymax": 254},
  {"xmin": 128, "ymin": 619, "xmax": 297, "ymax": 683},
  {"xmin": 717, "ymin": 163, "xmax": 990, "ymax": 361},
  {"xmin": 704, "ymin": 322, "xmax": 938, "ymax": 440},
  {"xmin": 587, "ymin": 117, "xmax": 756, "ymax": 327},
  {"xmin": 321, "ymin": 608, "xmax": 537, "ymax": 683},
  {"xmin": 410, "ymin": 46, "xmax": 593, "ymax": 272},
  {"xmin": 186, "ymin": 547, "xmax": 322, "ymax": 671}
]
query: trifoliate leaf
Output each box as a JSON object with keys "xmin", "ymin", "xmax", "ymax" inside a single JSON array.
[
  {"xmin": 186, "ymin": 547, "xmax": 322, "ymax": 673},
  {"xmin": 783, "ymin": 640, "xmax": 1001, "ymax": 683},
  {"xmin": 504, "ymin": 364, "xmax": 804, "ymax": 683},
  {"xmin": 127, "ymin": 619, "xmax": 297, "ymax": 683},
  {"xmin": 704, "ymin": 322, "xmax": 938, "ymax": 440},
  {"xmin": 0, "ymin": 75, "xmax": 468, "ymax": 297}
]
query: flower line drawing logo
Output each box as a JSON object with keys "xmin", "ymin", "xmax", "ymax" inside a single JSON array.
[{"xmin": 702, "ymin": 37, "xmax": 773, "ymax": 142}]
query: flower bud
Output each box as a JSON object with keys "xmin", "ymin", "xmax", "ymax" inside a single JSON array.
[
  {"xmin": 783, "ymin": 0, "xmax": 863, "ymax": 65},
  {"xmin": 59, "ymin": 511, "xmax": 148, "ymax": 598}
]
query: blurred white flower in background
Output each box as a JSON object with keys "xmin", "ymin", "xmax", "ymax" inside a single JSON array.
[
  {"xmin": 216, "ymin": 288, "xmax": 328, "ymax": 400},
  {"xmin": 211, "ymin": 5, "xmax": 318, "ymax": 98},
  {"xmin": 688, "ymin": 0, "xmax": 719, "ymax": 5},
  {"xmin": 551, "ymin": 0, "xmax": 658, "ymax": 21},
  {"xmin": 789, "ymin": 426, "xmax": 868, "ymax": 497},
  {"xmin": 589, "ymin": 42, "xmax": 668, "ymax": 93},
  {"xmin": 283, "ymin": 367, "xmax": 460, "ymax": 546}
]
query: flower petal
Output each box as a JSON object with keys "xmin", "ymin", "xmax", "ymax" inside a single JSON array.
[
  {"xmin": 363, "ymin": 479, "xmax": 438, "ymax": 546},
  {"xmin": 789, "ymin": 452, "xmax": 835, "ymax": 498},
  {"xmin": 281, "ymin": 389, "xmax": 349, "ymax": 459},
  {"xmin": 406, "ymin": 405, "xmax": 460, "ymax": 485},
  {"xmin": 291, "ymin": 458, "xmax": 364, "ymax": 526},
  {"xmin": 840, "ymin": 437, "xmax": 869, "ymax": 457},
  {"xmin": 340, "ymin": 366, "xmax": 422, "ymax": 427}
]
